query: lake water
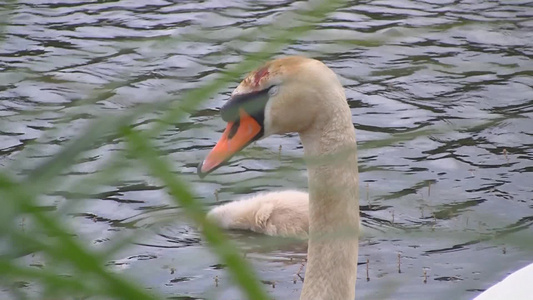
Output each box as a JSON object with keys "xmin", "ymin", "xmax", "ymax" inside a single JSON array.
[{"xmin": 1, "ymin": 0, "xmax": 532, "ymax": 299}]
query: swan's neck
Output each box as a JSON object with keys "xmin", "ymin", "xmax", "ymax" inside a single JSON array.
[{"xmin": 299, "ymin": 102, "xmax": 359, "ymax": 300}]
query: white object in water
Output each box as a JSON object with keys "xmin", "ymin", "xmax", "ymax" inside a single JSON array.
[{"xmin": 473, "ymin": 262, "xmax": 533, "ymax": 300}]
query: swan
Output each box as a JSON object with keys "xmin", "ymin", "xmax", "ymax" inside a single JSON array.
[
  {"xmin": 473, "ymin": 262, "xmax": 533, "ymax": 300},
  {"xmin": 196, "ymin": 56, "xmax": 533, "ymax": 300},
  {"xmin": 198, "ymin": 56, "xmax": 359, "ymax": 300},
  {"xmin": 206, "ymin": 190, "xmax": 309, "ymax": 238}
]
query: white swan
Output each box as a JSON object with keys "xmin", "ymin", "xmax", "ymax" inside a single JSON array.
[
  {"xmin": 199, "ymin": 56, "xmax": 359, "ymax": 300},
  {"xmin": 196, "ymin": 56, "xmax": 533, "ymax": 300},
  {"xmin": 473, "ymin": 262, "xmax": 533, "ymax": 300}
]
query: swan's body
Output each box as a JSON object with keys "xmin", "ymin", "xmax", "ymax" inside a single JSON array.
[
  {"xmin": 207, "ymin": 190, "xmax": 309, "ymax": 237},
  {"xmin": 207, "ymin": 190, "xmax": 365, "ymax": 239},
  {"xmin": 474, "ymin": 262, "xmax": 533, "ymax": 300},
  {"xmin": 199, "ymin": 56, "xmax": 359, "ymax": 300}
]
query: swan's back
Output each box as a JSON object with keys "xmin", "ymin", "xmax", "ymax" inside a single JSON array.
[{"xmin": 206, "ymin": 190, "xmax": 309, "ymax": 237}]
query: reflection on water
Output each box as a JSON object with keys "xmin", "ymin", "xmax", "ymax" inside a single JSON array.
[{"xmin": 1, "ymin": 0, "xmax": 532, "ymax": 299}]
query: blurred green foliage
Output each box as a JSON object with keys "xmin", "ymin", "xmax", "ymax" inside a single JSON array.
[{"xmin": 0, "ymin": 1, "xmax": 348, "ymax": 299}]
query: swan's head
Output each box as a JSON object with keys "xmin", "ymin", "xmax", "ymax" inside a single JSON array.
[{"xmin": 198, "ymin": 56, "xmax": 344, "ymax": 177}]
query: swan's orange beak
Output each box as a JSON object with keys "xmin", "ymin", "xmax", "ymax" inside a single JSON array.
[{"xmin": 198, "ymin": 108, "xmax": 262, "ymax": 177}]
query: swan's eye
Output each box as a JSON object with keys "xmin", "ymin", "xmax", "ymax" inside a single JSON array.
[
  {"xmin": 268, "ymin": 85, "xmax": 279, "ymax": 97},
  {"xmin": 222, "ymin": 88, "xmax": 270, "ymax": 122}
]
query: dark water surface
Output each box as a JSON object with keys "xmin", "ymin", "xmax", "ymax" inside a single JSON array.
[{"xmin": 1, "ymin": 0, "xmax": 532, "ymax": 299}]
